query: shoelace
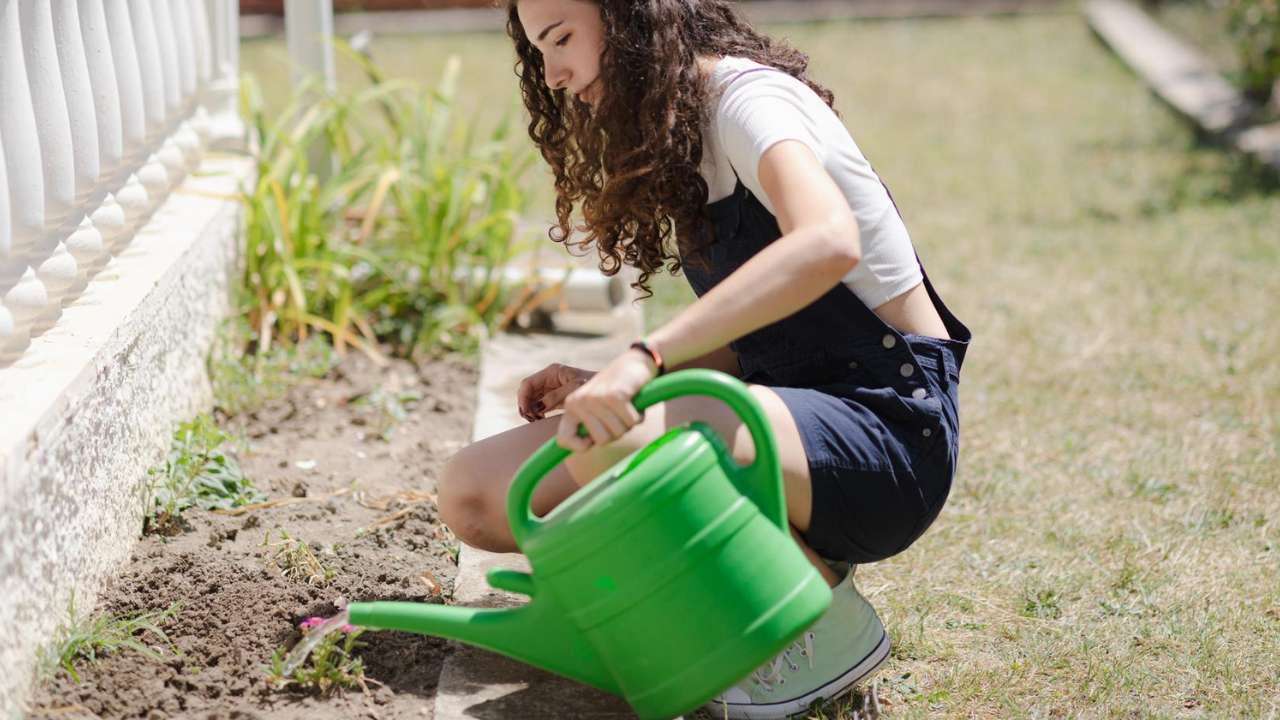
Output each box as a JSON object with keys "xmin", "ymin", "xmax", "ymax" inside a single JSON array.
[{"xmin": 749, "ymin": 630, "xmax": 816, "ymax": 693}]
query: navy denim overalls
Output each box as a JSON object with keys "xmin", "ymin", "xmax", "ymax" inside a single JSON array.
[{"xmin": 683, "ymin": 178, "xmax": 972, "ymax": 564}]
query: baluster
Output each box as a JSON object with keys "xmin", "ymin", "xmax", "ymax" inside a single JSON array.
[
  {"xmin": 128, "ymin": 0, "xmax": 177, "ymax": 203},
  {"xmin": 136, "ymin": 0, "xmax": 187, "ymax": 188},
  {"xmin": 102, "ymin": 0, "xmax": 153, "ymax": 241},
  {"xmin": 51, "ymin": 0, "xmax": 107, "ymax": 292},
  {"xmin": 77, "ymin": 0, "xmax": 128, "ymax": 268},
  {"xmin": 0, "ymin": 0, "xmax": 51, "ymax": 355},
  {"xmin": 1, "ymin": 127, "xmax": 20, "ymax": 362},
  {"xmin": 151, "ymin": 0, "xmax": 184, "ymax": 121},
  {"xmin": 191, "ymin": 0, "xmax": 213, "ymax": 88},
  {"xmin": 18, "ymin": 0, "xmax": 79, "ymax": 333},
  {"xmin": 187, "ymin": 0, "xmax": 215, "ymax": 146},
  {"xmin": 169, "ymin": 0, "xmax": 203, "ymax": 171},
  {"xmin": 206, "ymin": 0, "xmax": 245, "ymax": 148}
]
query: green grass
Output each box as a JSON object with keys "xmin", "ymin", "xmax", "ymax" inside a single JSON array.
[
  {"xmin": 244, "ymin": 12, "xmax": 1280, "ymax": 717},
  {"xmin": 38, "ymin": 594, "xmax": 182, "ymax": 683}
]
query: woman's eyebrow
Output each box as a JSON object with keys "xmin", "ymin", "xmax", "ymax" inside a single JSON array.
[{"xmin": 537, "ymin": 19, "xmax": 565, "ymax": 41}]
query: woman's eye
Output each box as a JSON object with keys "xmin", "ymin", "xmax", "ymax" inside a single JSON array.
[{"xmin": 556, "ymin": 33, "xmax": 571, "ymax": 47}]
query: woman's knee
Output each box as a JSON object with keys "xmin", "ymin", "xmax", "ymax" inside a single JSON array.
[{"xmin": 437, "ymin": 446, "xmax": 510, "ymax": 551}]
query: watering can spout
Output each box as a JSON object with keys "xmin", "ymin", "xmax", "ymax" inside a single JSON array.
[{"xmin": 346, "ymin": 595, "xmax": 618, "ymax": 695}]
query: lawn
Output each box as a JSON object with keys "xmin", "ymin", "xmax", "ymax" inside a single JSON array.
[{"xmin": 244, "ymin": 10, "xmax": 1280, "ymax": 717}]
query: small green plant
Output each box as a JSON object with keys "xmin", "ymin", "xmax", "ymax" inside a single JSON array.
[
  {"xmin": 143, "ymin": 416, "xmax": 267, "ymax": 534},
  {"xmin": 1020, "ymin": 588, "xmax": 1064, "ymax": 620},
  {"xmin": 262, "ymin": 530, "xmax": 337, "ymax": 586},
  {"xmin": 265, "ymin": 617, "xmax": 370, "ymax": 695},
  {"xmin": 38, "ymin": 592, "xmax": 182, "ymax": 683},
  {"xmin": 209, "ymin": 315, "xmax": 339, "ymax": 416},
  {"xmin": 350, "ymin": 387, "xmax": 423, "ymax": 440},
  {"xmin": 1226, "ymin": 0, "xmax": 1280, "ymax": 103}
]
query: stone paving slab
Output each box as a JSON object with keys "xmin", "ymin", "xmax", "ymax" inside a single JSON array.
[
  {"xmin": 1085, "ymin": 0, "xmax": 1255, "ymax": 135},
  {"xmin": 434, "ymin": 263, "xmax": 646, "ymax": 719}
]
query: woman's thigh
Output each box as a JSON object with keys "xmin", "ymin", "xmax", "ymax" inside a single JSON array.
[{"xmin": 438, "ymin": 384, "xmax": 813, "ymax": 552}]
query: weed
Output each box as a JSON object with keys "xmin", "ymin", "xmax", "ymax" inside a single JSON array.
[
  {"xmin": 209, "ymin": 316, "xmax": 338, "ymax": 417},
  {"xmin": 37, "ymin": 592, "xmax": 182, "ymax": 683},
  {"xmin": 262, "ymin": 530, "xmax": 337, "ymax": 586},
  {"xmin": 143, "ymin": 416, "xmax": 267, "ymax": 535},
  {"xmin": 350, "ymin": 387, "xmax": 422, "ymax": 440},
  {"xmin": 1020, "ymin": 588, "xmax": 1063, "ymax": 620},
  {"xmin": 265, "ymin": 618, "xmax": 370, "ymax": 696}
]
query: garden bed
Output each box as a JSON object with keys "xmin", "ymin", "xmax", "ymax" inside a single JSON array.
[{"xmin": 26, "ymin": 350, "xmax": 478, "ymax": 719}]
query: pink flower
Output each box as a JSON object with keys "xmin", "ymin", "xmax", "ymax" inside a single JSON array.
[
  {"xmin": 340, "ymin": 624, "xmax": 357, "ymax": 633},
  {"xmin": 299, "ymin": 616, "xmax": 325, "ymax": 631}
]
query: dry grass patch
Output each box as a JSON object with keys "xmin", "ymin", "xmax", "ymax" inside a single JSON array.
[{"xmin": 244, "ymin": 10, "xmax": 1280, "ymax": 717}]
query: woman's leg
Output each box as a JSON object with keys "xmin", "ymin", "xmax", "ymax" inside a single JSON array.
[{"xmin": 437, "ymin": 385, "xmax": 840, "ymax": 586}]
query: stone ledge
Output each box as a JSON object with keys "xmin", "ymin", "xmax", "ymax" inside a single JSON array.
[{"xmin": 0, "ymin": 154, "xmax": 256, "ymax": 718}]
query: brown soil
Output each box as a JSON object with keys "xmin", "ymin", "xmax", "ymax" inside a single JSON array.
[{"xmin": 27, "ymin": 351, "xmax": 479, "ymax": 719}]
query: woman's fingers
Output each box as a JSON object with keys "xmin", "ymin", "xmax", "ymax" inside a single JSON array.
[
  {"xmin": 556, "ymin": 396, "xmax": 644, "ymax": 449},
  {"xmin": 534, "ymin": 376, "xmax": 589, "ymax": 419}
]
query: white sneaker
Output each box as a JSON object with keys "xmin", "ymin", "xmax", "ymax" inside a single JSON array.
[{"xmin": 701, "ymin": 573, "xmax": 890, "ymax": 719}]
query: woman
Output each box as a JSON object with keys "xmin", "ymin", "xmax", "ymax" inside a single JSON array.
[{"xmin": 437, "ymin": 1, "xmax": 971, "ymax": 716}]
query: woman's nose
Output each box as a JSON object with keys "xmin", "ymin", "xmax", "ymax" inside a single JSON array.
[{"xmin": 543, "ymin": 61, "xmax": 570, "ymax": 91}]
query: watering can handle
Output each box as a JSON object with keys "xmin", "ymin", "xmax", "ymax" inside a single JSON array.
[{"xmin": 506, "ymin": 369, "xmax": 785, "ymax": 548}]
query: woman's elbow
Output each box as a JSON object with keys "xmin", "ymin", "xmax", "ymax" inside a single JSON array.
[{"xmin": 822, "ymin": 212, "xmax": 861, "ymax": 273}]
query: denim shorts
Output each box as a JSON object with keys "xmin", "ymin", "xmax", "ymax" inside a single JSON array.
[{"xmin": 762, "ymin": 333, "xmax": 962, "ymax": 565}]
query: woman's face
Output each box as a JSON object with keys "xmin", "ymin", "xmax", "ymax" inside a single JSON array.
[{"xmin": 517, "ymin": 0, "xmax": 606, "ymax": 106}]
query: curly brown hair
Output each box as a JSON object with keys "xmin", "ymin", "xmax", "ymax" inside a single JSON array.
[{"xmin": 505, "ymin": 0, "xmax": 837, "ymax": 298}]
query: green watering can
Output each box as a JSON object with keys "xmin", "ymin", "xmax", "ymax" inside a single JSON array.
[{"xmin": 347, "ymin": 369, "xmax": 832, "ymax": 719}]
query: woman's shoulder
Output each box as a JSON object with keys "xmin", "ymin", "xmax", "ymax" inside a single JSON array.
[
  {"xmin": 708, "ymin": 56, "xmax": 794, "ymax": 93},
  {"xmin": 706, "ymin": 56, "xmax": 831, "ymax": 117}
]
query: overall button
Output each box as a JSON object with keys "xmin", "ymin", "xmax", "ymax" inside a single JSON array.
[
  {"xmin": 882, "ymin": 334, "xmax": 897, "ymax": 349},
  {"xmin": 847, "ymin": 360, "xmax": 859, "ymax": 370},
  {"xmin": 922, "ymin": 428, "xmax": 933, "ymax": 438},
  {"xmin": 900, "ymin": 363, "xmax": 915, "ymax": 378},
  {"xmin": 912, "ymin": 387, "xmax": 928, "ymax": 400}
]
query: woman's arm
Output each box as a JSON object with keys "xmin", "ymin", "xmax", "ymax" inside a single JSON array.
[
  {"xmin": 646, "ymin": 140, "xmax": 860, "ymax": 370},
  {"xmin": 667, "ymin": 343, "xmax": 741, "ymax": 377},
  {"xmin": 550, "ymin": 140, "xmax": 857, "ymax": 452}
]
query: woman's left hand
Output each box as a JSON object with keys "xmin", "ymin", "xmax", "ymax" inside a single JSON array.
[{"xmin": 556, "ymin": 347, "xmax": 657, "ymax": 452}]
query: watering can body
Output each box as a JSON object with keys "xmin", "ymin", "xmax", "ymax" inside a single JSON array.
[{"xmin": 348, "ymin": 369, "xmax": 832, "ymax": 719}]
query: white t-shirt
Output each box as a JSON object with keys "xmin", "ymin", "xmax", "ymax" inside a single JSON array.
[{"xmin": 699, "ymin": 56, "xmax": 922, "ymax": 309}]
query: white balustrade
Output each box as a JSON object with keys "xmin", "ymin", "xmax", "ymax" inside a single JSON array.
[
  {"xmin": 1, "ymin": 0, "xmax": 52, "ymax": 354},
  {"xmin": 0, "ymin": 0, "xmax": 242, "ymax": 365},
  {"xmin": 20, "ymin": 0, "xmax": 81, "ymax": 332}
]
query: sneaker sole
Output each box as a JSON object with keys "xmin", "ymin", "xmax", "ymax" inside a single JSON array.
[{"xmin": 703, "ymin": 630, "xmax": 890, "ymax": 720}]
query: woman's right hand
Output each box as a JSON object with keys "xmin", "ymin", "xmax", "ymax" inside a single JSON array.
[{"xmin": 518, "ymin": 363, "xmax": 597, "ymax": 423}]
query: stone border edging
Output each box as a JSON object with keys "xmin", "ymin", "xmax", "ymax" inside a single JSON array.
[
  {"xmin": 1085, "ymin": 0, "xmax": 1280, "ymax": 173},
  {"xmin": 433, "ymin": 282, "xmax": 644, "ymax": 718}
]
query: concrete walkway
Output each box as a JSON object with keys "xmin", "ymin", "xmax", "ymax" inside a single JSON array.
[
  {"xmin": 1086, "ymin": 0, "xmax": 1280, "ymax": 173},
  {"xmin": 434, "ymin": 272, "xmax": 644, "ymax": 719}
]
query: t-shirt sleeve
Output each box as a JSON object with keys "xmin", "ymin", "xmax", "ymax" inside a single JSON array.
[{"xmin": 714, "ymin": 69, "xmax": 830, "ymax": 192}]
